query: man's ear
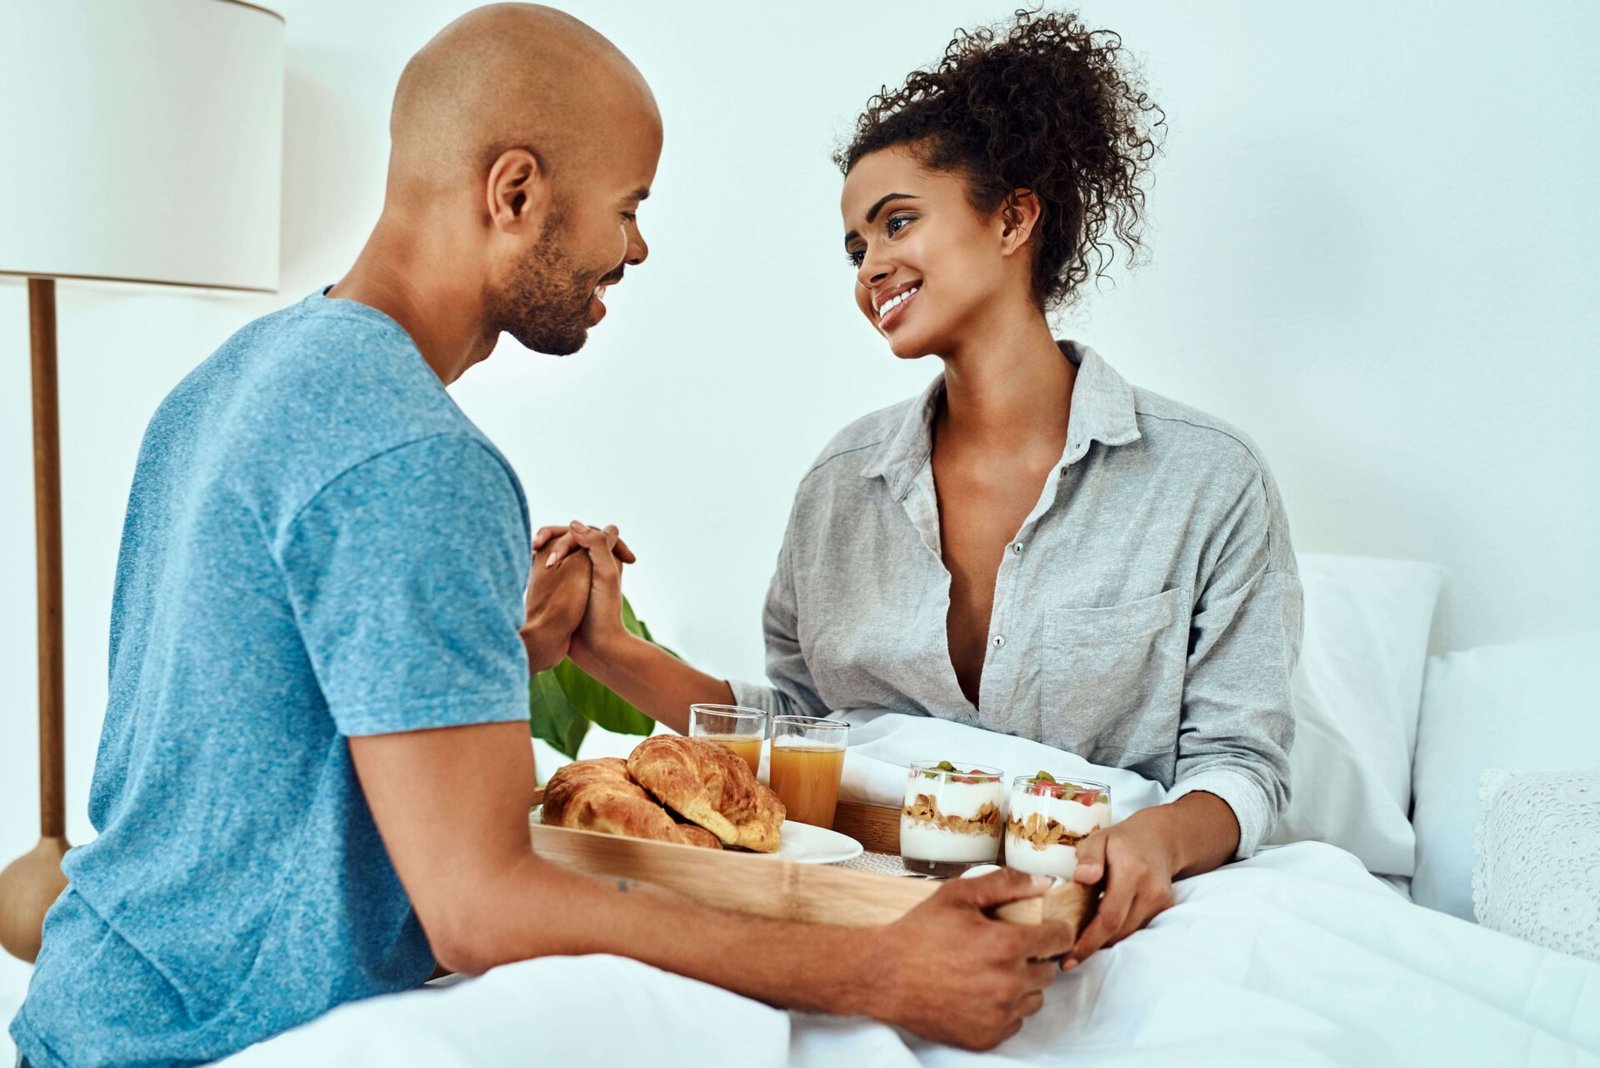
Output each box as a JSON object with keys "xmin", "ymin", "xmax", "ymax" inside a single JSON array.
[
  {"xmin": 998, "ymin": 188, "xmax": 1042, "ymax": 256},
  {"xmin": 485, "ymin": 147, "xmax": 553, "ymax": 233}
]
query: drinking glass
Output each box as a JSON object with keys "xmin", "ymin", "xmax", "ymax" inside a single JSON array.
[
  {"xmin": 900, "ymin": 761, "xmax": 1006, "ymax": 876},
  {"xmin": 1004, "ymin": 774, "xmax": 1111, "ymax": 877},
  {"xmin": 688, "ymin": 704, "xmax": 768, "ymax": 776},
  {"xmin": 768, "ymin": 716, "xmax": 849, "ymax": 827}
]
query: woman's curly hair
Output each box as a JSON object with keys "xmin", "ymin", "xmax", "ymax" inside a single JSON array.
[{"xmin": 836, "ymin": 9, "xmax": 1165, "ymax": 312}]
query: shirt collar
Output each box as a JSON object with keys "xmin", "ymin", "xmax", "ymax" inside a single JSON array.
[
  {"xmin": 861, "ymin": 341, "xmax": 1141, "ymax": 498},
  {"xmin": 1063, "ymin": 341, "xmax": 1141, "ymax": 452}
]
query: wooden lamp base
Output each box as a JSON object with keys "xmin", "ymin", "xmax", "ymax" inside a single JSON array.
[
  {"xmin": 0, "ymin": 277, "xmax": 71, "ymax": 962},
  {"xmin": 0, "ymin": 837, "xmax": 69, "ymax": 961}
]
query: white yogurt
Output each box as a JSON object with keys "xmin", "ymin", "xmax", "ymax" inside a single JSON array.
[
  {"xmin": 1004, "ymin": 781, "xmax": 1111, "ymax": 877},
  {"xmin": 1005, "ymin": 838, "xmax": 1082, "ymax": 877},
  {"xmin": 900, "ymin": 820, "xmax": 1000, "ymax": 863},
  {"xmin": 899, "ymin": 764, "xmax": 1006, "ymax": 868}
]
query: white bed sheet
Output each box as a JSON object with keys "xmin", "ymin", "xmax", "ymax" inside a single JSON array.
[
  {"xmin": 791, "ymin": 841, "xmax": 1600, "ymax": 1066},
  {"xmin": 219, "ymin": 954, "xmax": 791, "ymax": 1068},
  {"xmin": 211, "ymin": 839, "xmax": 1600, "ymax": 1067}
]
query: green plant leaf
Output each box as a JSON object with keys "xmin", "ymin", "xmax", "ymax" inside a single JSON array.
[
  {"xmin": 553, "ymin": 658, "xmax": 655, "ymax": 737},
  {"xmin": 529, "ymin": 666, "xmax": 589, "ymax": 760}
]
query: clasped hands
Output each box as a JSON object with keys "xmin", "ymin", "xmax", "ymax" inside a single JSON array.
[{"xmin": 520, "ymin": 519, "xmax": 634, "ymax": 674}]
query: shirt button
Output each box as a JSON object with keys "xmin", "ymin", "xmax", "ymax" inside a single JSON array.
[
  {"xmin": 1011, "ymin": 542, "xmax": 1024, "ymax": 555},
  {"xmin": 992, "ymin": 634, "xmax": 1006, "ymax": 648}
]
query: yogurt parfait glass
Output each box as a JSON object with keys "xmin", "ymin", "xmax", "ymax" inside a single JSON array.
[
  {"xmin": 1004, "ymin": 772, "xmax": 1112, "ymax": 878},
  {"xmin": 899, "ymin": 761, "xmax": 1007, "ymax": 877}
]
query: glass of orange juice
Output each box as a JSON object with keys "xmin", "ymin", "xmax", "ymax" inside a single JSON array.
[
  {"xmin": 768, "ymin": 716, "xmax": 849, "ymax": 827},
  {"xmin": 688, "ymin": 704, "xmax": 768, "ymax": 776}
]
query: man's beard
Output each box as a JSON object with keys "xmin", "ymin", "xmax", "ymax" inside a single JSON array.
[{"xmin": 491, "ymin": 212, "xmax": 605, "ymax": 356}]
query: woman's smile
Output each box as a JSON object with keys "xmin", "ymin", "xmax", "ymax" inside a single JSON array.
[{"xmin": 874, "ymin": 281, "xmax": 921, "ymax": 331}]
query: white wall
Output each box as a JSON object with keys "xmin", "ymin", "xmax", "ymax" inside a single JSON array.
[{"xmin": 2, "ymin": 1, "xmax": 1597, "ymax": 861}]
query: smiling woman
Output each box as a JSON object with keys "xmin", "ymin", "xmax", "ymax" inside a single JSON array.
[
  {"xmin": 838, "ymin": 10, "xmax": 1163, "ymax": 331},
  {"xmin": 564, "ymin": 8, "xmax": 1303, "ymax": 969}
]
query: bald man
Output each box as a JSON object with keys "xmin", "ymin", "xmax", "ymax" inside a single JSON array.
[{"xmin": 10, "ymin": 7, "xmax": 1071, "ymax": 1065}]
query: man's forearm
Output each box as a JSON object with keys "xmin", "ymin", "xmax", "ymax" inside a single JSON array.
[
  {"xmin": 573, "ymin": 633, "xmax": 734, "ymax": 735},
  {"xmin": 450, "ymin": 853, "xmax": 879, "ymax": 1016}
]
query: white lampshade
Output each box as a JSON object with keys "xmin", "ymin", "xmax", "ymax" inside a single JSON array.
[{"xmin": 0, "ymin": 0, "xmax": 285, "ymax": 292}]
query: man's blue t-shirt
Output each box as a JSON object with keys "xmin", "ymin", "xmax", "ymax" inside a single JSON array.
[{"xmin": 10, "ymin": 291, "xmax": 532, "ymax": 1067}]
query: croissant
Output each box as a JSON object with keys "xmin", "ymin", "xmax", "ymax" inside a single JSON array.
[
  {"xmin": 541, "ymin": 756, "xmax": 721, "ymax": 850},
  {"xmin": 627, "ymin": 736, "xmax": 785, "ymax": 853}
]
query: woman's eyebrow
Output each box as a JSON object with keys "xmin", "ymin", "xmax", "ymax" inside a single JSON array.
[{"xmin": 844, "ymin": 192, "xmax": 919, "ymax": 246}]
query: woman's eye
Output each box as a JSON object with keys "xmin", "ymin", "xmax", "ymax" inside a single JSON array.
[
  {"xmin": 847, "ymin": 247, "xmax": 865, "ymax": 268},
  {"xmin": 886, "ymin": 214, "xmax": 913, "ymax": 236}
]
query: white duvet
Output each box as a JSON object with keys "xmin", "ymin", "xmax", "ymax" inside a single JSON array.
[{"xmin": 17, "ymin": 714, "xmax": 1596, "ymax": 1067}]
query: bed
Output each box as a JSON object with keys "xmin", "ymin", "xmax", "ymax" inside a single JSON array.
[{"xmin": 5, "ymin": 554, "xmax": 1598, "ymax": 1065}]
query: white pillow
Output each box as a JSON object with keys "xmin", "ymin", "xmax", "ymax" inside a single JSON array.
[
  {"xmin": 1264, "ymin": 553, "xmax": 1442, "ymax": 875},
  {"xmin": 1412, "ymin": 631, "xmax": 1600, "ymax": 920},
  {"xmin": 1473, "ymin": 769, "xmax": 1600, "ymax": 962}
]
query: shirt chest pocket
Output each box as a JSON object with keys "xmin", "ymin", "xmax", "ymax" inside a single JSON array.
[{"xmin": 1038, "ymin": 588, "xmax": 1187, "ymax": 767}]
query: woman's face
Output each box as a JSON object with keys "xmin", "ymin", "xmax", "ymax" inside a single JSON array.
[{"xmin": 841, "ymin": 145, "xmax": 1021, "ymax": 359}]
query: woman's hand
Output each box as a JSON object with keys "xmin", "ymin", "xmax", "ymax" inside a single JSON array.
[
  {"xmin": 1061, "ymin": 791, "xmax": 1240, "ymax": 969},
  {"xmin": 532, "ymin": 521, "xmax": 634, "ymax": 571},
  {"xmin": 1060, "ymin": 809, "xmax": 1178, "ymax": 969}
]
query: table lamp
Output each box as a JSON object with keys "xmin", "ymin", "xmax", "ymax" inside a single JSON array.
[{"xmin": 0, "ymin": 0, "xmax": 284, "ymax": 962}]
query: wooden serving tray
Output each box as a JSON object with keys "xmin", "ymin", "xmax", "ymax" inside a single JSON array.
[{"xmin": 527, "ymin": 790, "xmax": 1089, "ymax": 939}]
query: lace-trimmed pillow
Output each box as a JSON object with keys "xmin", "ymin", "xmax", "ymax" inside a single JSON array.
[{"xmin": 1473, "ymin": 770, "xmax": 1600, "ymax": 962}]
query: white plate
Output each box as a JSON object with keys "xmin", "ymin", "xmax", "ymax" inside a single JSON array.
[
  {"xmin": 532, "ymin": 807, "xmax": 863, "ymax": 865},
  {"xmin": 768, "ymin": 820, "xmax": 864, "ymax": 865}
]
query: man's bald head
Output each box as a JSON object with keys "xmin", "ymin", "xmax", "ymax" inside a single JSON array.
[
  {"xmin": 387, "ymin": 3, "xmax": 658, "ymax": 201},
  {"xmin": 350, "ymin": 5, "xmax": 661, "ymax": 364}
]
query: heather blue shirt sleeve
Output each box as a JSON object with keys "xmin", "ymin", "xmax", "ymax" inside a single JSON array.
[{"xmin": 278, "ymin": 433, "xmax": 531, "ymax": 734}]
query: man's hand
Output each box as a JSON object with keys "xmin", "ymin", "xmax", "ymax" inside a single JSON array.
[
  {"xmin": 519, "ymin": 540, "xmax": 593, "ymax": 672},
  {"xmin": 869, "ymin": 869, "xmax": 1076, "ymax": 1050}
]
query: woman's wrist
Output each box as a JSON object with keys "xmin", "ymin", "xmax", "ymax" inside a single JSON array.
[
  {"xmin": 568, "ymin": 626, "xmax": 643, "ymax": 681},
  {"xmin": 1118, "ymin": 805, "xmax": 1187, "ymax": 880},
  {"xmin": 1153, "ymin": 791, "xmax": 1240, "ymax": 878}
]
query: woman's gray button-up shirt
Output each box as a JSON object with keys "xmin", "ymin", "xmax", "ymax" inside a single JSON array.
[{"xmin": 730, "ymin": 343, "xmax": 1303, "ymax": 858}]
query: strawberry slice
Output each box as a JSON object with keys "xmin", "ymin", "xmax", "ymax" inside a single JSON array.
[{"xmin": 1071, "ymin": 789, "xmax": 1103, "ymax": 806}]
